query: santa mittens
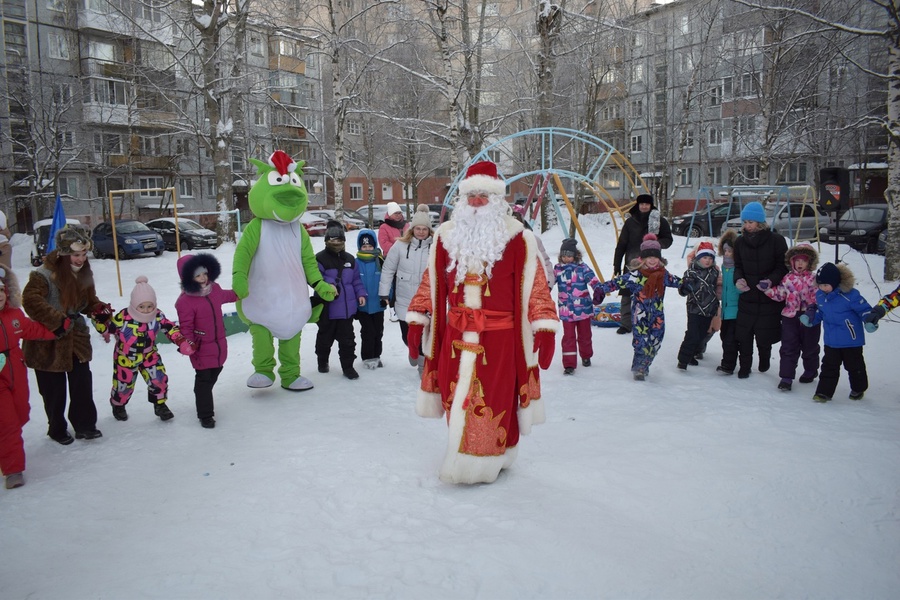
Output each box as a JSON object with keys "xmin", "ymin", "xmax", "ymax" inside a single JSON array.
[
  {"xmin": 407, "ymin": 323, "xmax": 424, "ymax": 361},
  {"xmin": 532, "ymin": 330, "xmax": 555, "ymax": 370}
]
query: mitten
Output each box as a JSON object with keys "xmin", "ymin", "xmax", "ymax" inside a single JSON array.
[
  {"xmin": 91, "ymin": 302, "xmax": 113, "ymax": 323},
  {"xmin": 101, "ymin": 330, "xmax": 112, "ymax": 344},
  {"xmin": 756, "ymin": 279, "xmax": 771, "ymax": 291},
  {"xmin": 407, "ymin": 323, "xmax": 424, "ymax": 361},
  {"xmin": 314, "ymin": 280, "xmax": 337, "ymax": 302},
  {"xmin": 864, "ymin": 321, "xmax": 878, "ymax": 333},
  {"xmin": 592, "ymin": 288, "xmax": 605, "ymax": 305},
  {"xmin": 379, "ymin": 297, "xmax": 389, "ymax": 308},
  {"xmin": 735, "ymin": 278, "xmax": 750, "ymax": 293},
  {"xmin": 532, "ymin": 330, "xmax": 555, "ymax": 370},
  {"xmin": 53, "ymin": 318, "xmax": 72, "ymax": 338},
  {"xmin": 863, "ymin": 304, "xmax": 886, "ymax": 326},
  {"xmin": 179, "ymin": 340, "xmax": 196, "ymax": 356},
  {"xmin": 799, "ymin": 314, "xmax": 812, "ymax": 327},
  {"xmin": 0, "ymin": 352, "xmax": 6, "ymax": 372}
]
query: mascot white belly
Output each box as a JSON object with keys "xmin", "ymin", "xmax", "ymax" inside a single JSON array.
[{"xmin": 241, "ymin": 220, "xmax": 311, "ymax": 339}]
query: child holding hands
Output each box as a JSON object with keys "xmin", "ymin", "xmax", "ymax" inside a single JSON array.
[
  {"xmin": 94, "ymin": 276, "xmax": 194, "ymax": 422},
  {"xmin": 554, "ymin": 238, "xmax": 601, "ymax": 375},
  {"xmin": 676, "ymin": 241, "xmax": 720, "ymax": 370},
  {"xmin": 175, "ymin": 253, "xmax": 238, "ymax": 428},
  {"xmin": 863, "ymin": 283, "xmax": 900, "ymax": 332}
]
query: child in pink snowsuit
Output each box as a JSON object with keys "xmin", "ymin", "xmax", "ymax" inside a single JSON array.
[
  {"xmin": 94, "ymin": 276, "xmax": 193, "ymax": 422},
  {"xmin": 553, "ymin": 238, "xmax": 602, "ymax": 375}
]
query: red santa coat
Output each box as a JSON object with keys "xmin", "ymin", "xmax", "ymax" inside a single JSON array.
[
  {"xmin": 0, "ymin": 305, "xmax": 55, "ymax": 475},
  {"xmin": 407, "ymin": 217, "xmax": 559, "ymax": 484}
]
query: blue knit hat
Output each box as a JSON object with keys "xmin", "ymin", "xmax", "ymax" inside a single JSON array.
[{"xmin": 740, "ymin": 202, "xmax": 766, "ymax": 223}]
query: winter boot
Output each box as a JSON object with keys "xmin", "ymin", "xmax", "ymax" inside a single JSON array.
[
  {"xmin": 813, "ymin": 393, "xmax": 831, "ymax": 403},
  {"xmin": 778, "ymin": 378, "xmax": 792, "ymax": 391},
  {"xmin": 616, "ymin": 326, "xmax": 629, "ymax": 335},
  {"xmin": 75, "ymin": 429, "xmax": 103, "ymax": 440},
  {"xmin": 677, "ymin": 362, "xmax": 687, "ymax": 370},
  {"xmin": 5, "ymin": 472, "xmax": 24, "ymax": 489},
  {"xmin": 564, "ymin": 367, "xmax": 575, "ymax": 375},
  {"xmin": 694, "ymin": 352, "xmax": 704, "ymax": 360},
  {"xmin": 49, "ymin": 431, "xmax": 74, "ymax": 445},
  {"xmin": 343, "ymin": 367, "xmax": 360, "ymax": 380},
  {"xmin": 582, "ymin": 358, "xmax": 591, "ymax": 367},
  {"xmin": 364, "ymin": 358, "xmax": 379, "ymax": 370},
  {"xmin": 633, "ymin": 370, "xmax": 646, "ymax": 381},
  {"xmin": 737, "ymin": 369, "xmax": 751, "ymax": 379},
  {"xmin": 849, "ymin": 390, "xmax": 865, "ymax": 400},
  {"xmin": 318, "ymin": 361, "xmax": 330, "ymax": 374},
  {"xmin": 200, "ymin": 417, "xmax": 216, "ymax": 429},
  {"xmin": 154, "ymin": 402, "xmax": 174, "ymax": 421},
  {"xmin": 799, "ymin": 371, "xmax": 817, "ymax": 384},
  {"xmin": 716, "ymin": 366, "xmax": 734, "ymax": 376},
  {"xmin": 758, "ymin": 350, "xmax": 771, "ymax": 373},
  {"xmin": 112, "ymin": 405, "xmax": 128, "ymax": 421}
]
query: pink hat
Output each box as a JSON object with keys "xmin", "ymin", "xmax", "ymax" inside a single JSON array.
[
  {"xmin": 129, "ymin": 276, "xmax": 157, "ymax": 323},
  {"xmin": 639, "ymin": 233, "xmax": 662, "ymax": 258},
  {"xmin": 458, "ymin": 160, "xmax": 506, "ymax": 197}
]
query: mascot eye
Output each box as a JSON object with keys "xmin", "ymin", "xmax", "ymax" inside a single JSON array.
[
  {"xmin": 290, "ymin": 173, "xmax": 303, "ymax": 187},
  {"xmin": 267, "ymin": 171, "xmax": 289, "ymax": 186}
]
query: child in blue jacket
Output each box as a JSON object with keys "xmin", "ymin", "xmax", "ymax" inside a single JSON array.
[
  {"xmin": 355, "ymin": 229, "xmax": 386, "ymax": 369},
  {"xmin": 800, "ymin": 262, "xmax": 872, "ymax": 402},
  {"xmin": 315, "ymin": 221, "xmax": 367, "ymax": 380},
  {"xmin": 553, "ymin": 238, "xmax": 601, "ymax": 375}
]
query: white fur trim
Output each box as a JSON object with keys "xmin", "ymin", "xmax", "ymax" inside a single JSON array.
[
  {"xmin": 458, "ymin": 174, "xmax": 506, "ymax": 197},
  {"xmin": 416, "ymin": 391, "xmax": 444, "ymax": 418},
  {"xmin": 531, "ymin": 319, "xmax": 561, "ymax": 333},
  {"xmin": 517, "ymin": 398, "xmax": 546, "ymax": 435},
  {"xmin": 406, "ymin": 311, "xmax": 430, "ymax": 326},
  {"xmin": 520, "ymin": 230, "xmax": 540, "ymax": 368}
]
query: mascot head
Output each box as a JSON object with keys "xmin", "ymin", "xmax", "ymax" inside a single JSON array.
[{"xmin": 248, "ymin": 150, "xmax": 309, "ymax": 223}]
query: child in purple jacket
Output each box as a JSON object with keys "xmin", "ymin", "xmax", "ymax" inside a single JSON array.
[
  {"xmin": 553, "ymin": 238, "xmax": 601, "ymax": 375},
  {"xmin": 315, "ymin": 221, "xmax": 367, "ymax": 380},
  {"xmin": 175, "ymin": 253, "xmax": 238, "ymax": 429}
]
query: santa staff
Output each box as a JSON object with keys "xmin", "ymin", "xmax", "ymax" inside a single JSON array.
[{"xmin": 406, "ymin": 160, "xmax": 559, "ymax": 484}]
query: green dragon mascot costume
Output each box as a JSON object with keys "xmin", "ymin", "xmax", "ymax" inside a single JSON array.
[{"xmin": 233, "ymin": 150, "xmax": 336, "ymax": 391}]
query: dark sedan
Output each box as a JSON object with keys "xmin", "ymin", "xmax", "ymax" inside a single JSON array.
[
  {"xmin": 671, "ymin": 203, "xmax": 741, "ymax": 238},
  {"xmin": 819, "ymin": 204, "xmax": 888, "ymax": 254},
  {"xmin": 146, "ymin": 218, "xmax": 219, "ymax": 251},
  {"xmin": 92, "ymin": 220, "xmax": 164, "ymax": 259}
]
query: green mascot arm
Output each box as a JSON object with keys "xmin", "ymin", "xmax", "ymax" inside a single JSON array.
[
  {"xmin": 232, "ymin": 218, "xmax": 261, "ymax": 299},
  {"xmin": 300, "ymin": 226, "xmax": 337, "ymax": 302}
]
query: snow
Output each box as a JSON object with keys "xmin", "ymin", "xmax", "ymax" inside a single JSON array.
[{"xmin": 2, "ymin": 218, "xmax": 899, "ymax": 599}]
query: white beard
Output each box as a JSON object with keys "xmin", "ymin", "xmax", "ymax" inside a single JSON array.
[{"xmin": 443, "ymin": 196, "xmax": 512, "ymax": 285}]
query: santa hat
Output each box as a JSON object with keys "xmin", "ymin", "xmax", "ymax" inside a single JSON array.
[
  {"xmin": 640, "ymin": 233, "xmax": 662, "ymax": 258},
  {"xmin": 695, "ymin": 241, "xmax": 716, "ymax": 260},
  {"xmin": 54, "ymin": 226, "xmax": 92, "ymax": 255},
  {"xmin": 410, "ymin": 205, "xmax": 432, "ymax": 229},
  {"xmin": 458, "ymin": 160, "xmax": 506, "ymax": 198},
  {"xmin": 129, "ymin": 276, "xmax": 157, "ymax": 323}
]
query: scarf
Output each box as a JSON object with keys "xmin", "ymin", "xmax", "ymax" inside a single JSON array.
[{"xmin": 640, "ymin": 265, "xmax": 666, "ymax": 298}]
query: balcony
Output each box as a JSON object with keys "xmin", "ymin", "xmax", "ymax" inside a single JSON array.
[
  {"xmin": 76, "ymin": 6, "xmax": 174, "ymax": 45},
  {"xmin": 83, "ymin": 102, "xmax": 130, "ymax": 125},
  {"xmin": 269, "ymin": 54, "xmax": 305, "ymax": 74}
]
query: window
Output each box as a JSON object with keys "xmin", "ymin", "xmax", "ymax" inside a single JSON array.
[
  {"xmin": 47, "ymin": 0, "xmax": 66, "ymax": 11},
  {"xmin": 737, "ymin": 164, "xmax": 760, "ymax": 182},
  {"xmin": 57, "ymin": 131, "xmax": 75, "ymax": 149},
  {"xmin": 250, "ymin": 36, "xmax": 264, "ymax": 56},
  {"xmin": 630, "ymin": 135, "xmax": 643, "ymax": 153},
  {"xmin": 679, "ymin": 15, "xmax": 690, "ymax": 35},
  {"xmin": 601, "ymin": 104, "xmax": 621, "ymax": 120},
  {"xmin": 655, "ymin": 92, "xmax": 666, "ymax": 120},
  {"xmin": 708, "ymin": 126, "xmax": 722, "ymax": 146},
  {"xmin": 722, "ymin": 76, "xmax": 733, "ymax": 98},
  {"xmin": 347, "ymin": 120, "xmax": 360, "ymax": 135},
  {"xmin": 52, "ymin": 83, "xmax": 72, "ymax": 105},
  {"xmin": 206, "ymin": 178, "xmax": 215, "ymax": 198},
  {"xmin": 632, "ymin": 64, "xmax": 644, "ymax": 82},
  {"xmin": 138, "ymin": 135, "xmax": 162, "ymax": 156},
  {"xmin": 684, "ymin": 127, "xmax": 694, "ymax": 148},
  {"xmin": 734, "ymin": 116, "xmax": 756, "ymax": 136},
  {"xmin": 134, "ymin": 0, "xmax": 162, "ymax": 23},
  {"xmin": 175, "ymin": 138, "xmax": 190, "ymax": 155},
  {"xmin": 739, "ymin": 73, "xmax": 759, "ymax": 97},
  {"xmin": 601, "ymin": 69, "xmax": 616, "ymax": 84},
  {"xmin": 707, "ymin": 166, "xmax": 724, "ymax": 185},
  {"xmin": 381, "ymin": 182, "xmax": 393, "ymax": 200},
  {"xmin": 487, "ymin": 149, "xmax": 501, "ymax": 164},
  {"xmin": 779, "ymin": 161, "xmax": 808, "ymax": 183},
  {"xmin": 88, "ymin": 40, "xmax": 117, "ymax": 62},
  {"xmin": 48, "ymin": 33, "xmax": 69, "ymax": 59},
  {"xmin": 677, "ymin": 51, "xmax": 692, "ymax": 74},
  {"xmin": 631, "ymin": 99, "xmax": 643, "ymax": 117},
  {"xmin": 232, "ymin": 149, "xmax": 244, "ymax": 173},
  {"xmin": 253, "ymin": 108, "xmax": 266, "ymax": 126},
  {"xmin": 349, "ymin": 184, "xmax": 363, "ymax": 201},
  {"xmin": 482, "ymin": 2, "xmax": 499, "ymax": 16},
  {"xmin": 139, "ymin": 177, "xmax": 165, "ymax": 196},
  {"xmin": 679, "ymin": 168, "xmax": 693, "ymax": 186},
  {"xmin": 91, "ymin": 79, "xmax": 127, "ymax": 105},
  {"xmin": 709, "ymin": 86, "xmax": 721, "ymax": 106},
  {"xmin": 58, "ymin": 177, "xmax": 78, "ymax": 196},
  {"xmin": 94, "ymin": 133, "xmax": 122, "ymax": 154},
  {"xmin": 178, "ymin": 178, "xmax": 193, "ymax": 198}
]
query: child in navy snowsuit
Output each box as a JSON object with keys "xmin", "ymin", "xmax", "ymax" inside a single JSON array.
[
  {"xmin": 800, "ymin": 262, "xmax": 871, "ymax": 402},
  {"xmin": 762, "ymin": 243, "xmax": 821, "ymax": 391},
  {"xmin": 677, "ymin": 241, "xmax": 720, "ymax": 370},
  {"xmin": 553, "ymin": 238, "xmax": 601, "ymax": 374},
  {"xmin": 355, "ymin": 229, "xmax": 386, "ymax": 369},
  {"xmin": 595, "ymin": 234, "xmax": 682, "ymax": 380},
  {"xmin": 315, "ymin": 221, "xmax": 367, "ymax": 380}
]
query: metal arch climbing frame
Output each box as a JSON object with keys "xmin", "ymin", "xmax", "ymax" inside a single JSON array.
[{"xmin": 444, "ymin": 127, "xmax": 649, "ymax": 282}]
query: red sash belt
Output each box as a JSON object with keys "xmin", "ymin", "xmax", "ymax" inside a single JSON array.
[{"xmin": 448, "ymin": 306, "xmax": 514, "ymax": 333}]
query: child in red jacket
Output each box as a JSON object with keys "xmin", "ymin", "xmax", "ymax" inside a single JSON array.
[{"xmin": 0, "ymin": 267, "xmax": 65, "ymax": 489}]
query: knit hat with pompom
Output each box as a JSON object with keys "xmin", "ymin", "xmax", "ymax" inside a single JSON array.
[
  {"xmin": 640, "ymin": 233, "xmax": 662, "ymax": 258},
  {"xmin": 129, "ymin": 276, "xmax": 157, "ymax": 323}
]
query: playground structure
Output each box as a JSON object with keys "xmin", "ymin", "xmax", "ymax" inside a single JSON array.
[{"xmin": 444, "ymin": 128, "xmax": 650, "ymax": 282}]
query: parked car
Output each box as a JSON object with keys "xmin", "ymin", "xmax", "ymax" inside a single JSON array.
[
  {"xmin": 30, "ymin": 218, "xmax": 90, "ymax": 266},
  {"xmin": 300, "ymin": 212, "xmax": 328, "ymax": 236},
  {"xmin": 427, "ymin": 203, "xmax": 452, "ymax": 224},
  {"xmin": 819, "ymin": 204, "xmax": 888, "ymax": 254},
  {"xmin": 145, "ymin": 217, "xmax": 219, "ymax": 251},
  {"xmin": 91, "ymin": 219, "xmax": 165, "ymax": 259},
  {"xmin": 878, "ymin": 229, "xmax": 887, "ymax": 255},
  {"xmin": 721, "ymin": 202, "xmax": 832, "ymax": 240},
  {"xmin": 671, "ymin": 203, "xmax": 743, "ymax": 238},
  {"xmin": 307, "ymin": 209, "xmax": 366, "ymax": 230},
  {"xmin": 356, "ymin": 204, "xmax": 411, "ymax": 227}
]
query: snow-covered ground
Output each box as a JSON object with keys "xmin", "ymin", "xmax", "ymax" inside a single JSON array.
[{"xmin": 2, "ymin": 217, "xmax": 899, "ymax": 599}]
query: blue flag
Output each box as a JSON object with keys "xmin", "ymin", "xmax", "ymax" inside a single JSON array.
[{"xmin": 46, "ymin": 193, "xmax": 66, "ymax": 252}]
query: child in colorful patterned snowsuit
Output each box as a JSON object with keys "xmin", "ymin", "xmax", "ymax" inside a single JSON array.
[
  {"xmin": 595, "ymin": 234, "xmax": 682, "ymax": 380},
  {"xmin": 761, "ymin": 243, "xmax": 821, "ymax": 391},
  {"xmin": 799, "ymin": 263, "xmax": 871, "ymax": 402},
  {"xmin": 554, "ymin": 238, "xmax": 601, "ymax": 375},
  {"xmin": 715, "ymin": 231, "xmax": 741, "ymax": 375},
  {"xmin": 356, "ymin": 229, "xmax": 386, "ymax": 369},
  {"xmin": 0, "ymin": 267, "xmax": 61, "ymax": 489},
  {"xmin": 175, "ymin": 254, "xmax": 239, "ymax": 429},
  {"xmin": 676, "ymin": 241, "xmax": 720, "ymax": 370},
  {"xmin": 94, "ymin": 276, "xmax": 194, "ymax": 421},
  {"xmin": 863, "ymin": 283, "xmax": 900, "ymax": 332}
]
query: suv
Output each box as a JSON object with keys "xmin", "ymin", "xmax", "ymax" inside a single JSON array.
[
  {"xmin": 671, "ymin": 203, "xmax": 743, "ymax": 238},
  {"xmin": 819, "ymin": 204, "xmax": 888, "ymax": 254},
  {"xmin": 146, "ymin": 218, "xmax": 218, "ymax": 251},
  {"xmin": 721, "ymin": 202, "xmax": 832, "ymax": 240}
]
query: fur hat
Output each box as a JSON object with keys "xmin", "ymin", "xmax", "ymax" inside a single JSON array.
[
  {"xmin": 178, "ymin": 253, "xmax": 221, "ymax": 293},
  {"xmin": 129, "ymin": 276, "xmax": 157, "ymax": 323},
  {"xmin": 740, "ymin": 202, "xmax": 767, "ymax": 223},
  {"xmin": 695, "ymin": 241, "xmax": 716, "ymax": 260},
  {"xmin": 0, "ymin": 265, "xmax": 22, "ymax": 308},
  {"xmin": 635, "ymin": 193, "xmax": 655, "ymax": 208},
  {"xmin": 458, "ymin": 160, "xmax": 506, "ymax": 198},
  {"xmin": 560, "ymin": 238, "xmax": 578, "ymax": 256},
  {"xmin": 410, "ymin": 205, "xmax": 432, "ymax": 229},
  {"xmin": 54, "ymin": 225, "xmax": 92, "ymax": 255},
  {"xmin": 785, "ymin": 243, "xmax": 819, "ymax": 271},
  {"xmin": 718, "ymin": 229, "xmax": 738, "ymax": 255},
  {"xmin": 385, "ymin": 202, "xmax": 403, "ymax": 217},
  {"xmin": 324, "ymin": 220, "xmax": 345, "ymax": 241},
  {"xmin": 816, "ymin": 262, "xmax": 842, "ymax": 289},
  {"xmin": 640, "ymin": 233, "xmax": 662, "ymax": 259}
]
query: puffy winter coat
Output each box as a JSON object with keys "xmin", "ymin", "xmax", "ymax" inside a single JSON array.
[
  {"xmin": 174, "ymin": 253, "xmax": 239, "ymax": 371},
  {"xmin": 764, "ymin": 270, "xmax": 818, "ymax": 318},
  {"xmin": 379, "ymin": 235, "xmax": 433, "ymax": 321},
  {"xmin": 733, "ymin": 228, "xmax": 788, "ymax": 344},
  {"xmin": 554, "ymin": 261, "xmax": 600, "ymax": 322},
  {"xmin": 316, "ymin": 248, "xmax": 366, "ymax": 320},
  {"xmin": 0, "ymin": 305, "xmax": 55, "ymax": 428},
  {"xmin": 378, "ymin": 219, "xmax": 408, "ymax": 258},
  {"xmin": 720, "ymin": 266, "xmax": 740, "ymax": 320},
  {"xmin": 680, "ymin": 259, "xmax": 720, "ymax": 317},
  {"xmin": 613, "ymin": 202, "xmax": 673, "ymax": 273},
  {"xmin": 356, "ymin": 229, "xmax": 386, "ymax": 316},
  {"xmin": 807, "ymin": 264, "xmax": 872, "ymax": 348}
]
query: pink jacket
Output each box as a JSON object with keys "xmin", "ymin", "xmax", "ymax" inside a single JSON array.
[
  {"xmin": 764, "ymin": 269, "xmax": 818, "ymax": 318},
  {"xmin": 378, "ymin": 220, "xmax": 408, "ymax": 258}
]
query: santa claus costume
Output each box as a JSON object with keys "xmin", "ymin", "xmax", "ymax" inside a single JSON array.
[{"xmin": 406, "ymin": 161, "xmax": 559, "ymax": 484}]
